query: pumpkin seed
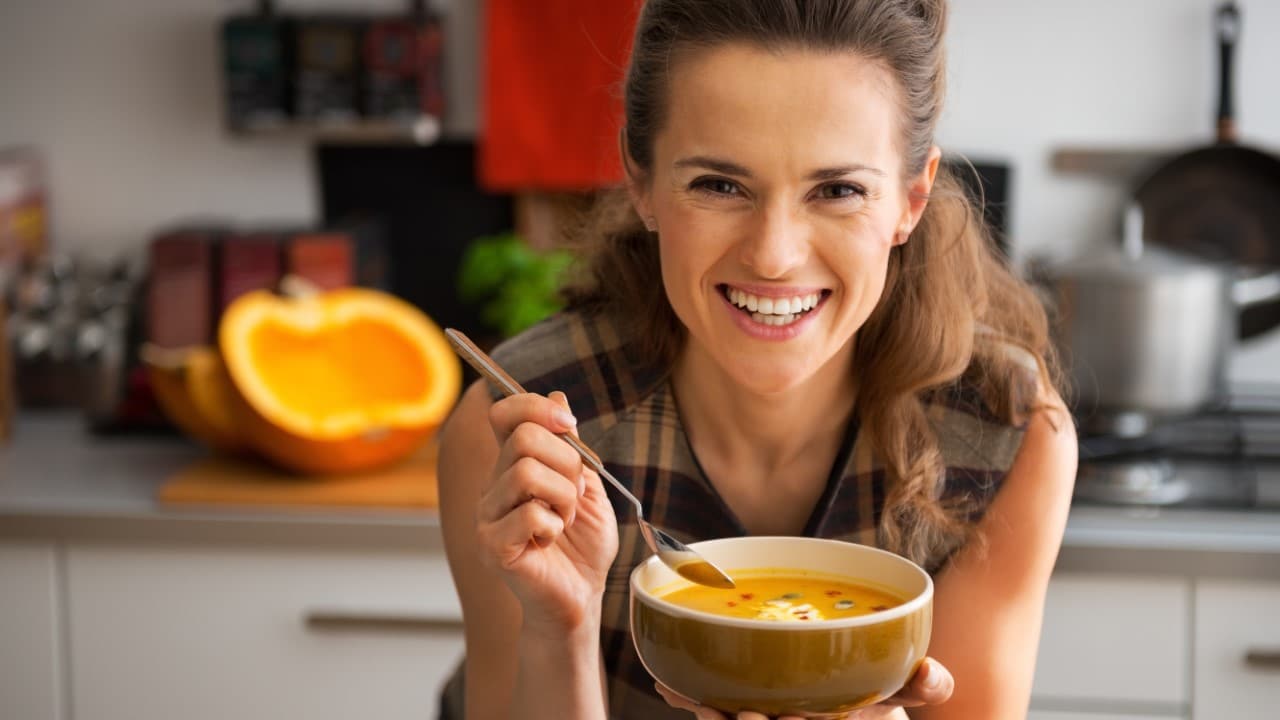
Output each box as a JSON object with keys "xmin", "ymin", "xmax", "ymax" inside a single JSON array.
[{"xmin": 834, "ymin": 600, "xmax": 855, "ymax": 610}]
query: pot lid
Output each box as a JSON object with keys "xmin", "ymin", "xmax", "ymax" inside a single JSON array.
[
  {"xmin": 1060, "ymin": 244, "xmax": 1223, "ymax": 279},
  {"xmin": 1054, "ymin": 205, "xmax": 1224, "ymax": 281}
]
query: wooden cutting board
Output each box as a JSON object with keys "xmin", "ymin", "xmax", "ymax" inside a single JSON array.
[{"xmin": 158, "ymin": 439, "xmax": 439, "ymax": 510}]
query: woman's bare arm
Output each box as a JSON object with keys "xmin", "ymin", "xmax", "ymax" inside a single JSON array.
[
  {"xmin": 910, "ymin": 388, "xmax": 1078, "ymax": 719},
  {"xmin": 438, "ymin": 381, "xmax": 611, "ymax": 720}
]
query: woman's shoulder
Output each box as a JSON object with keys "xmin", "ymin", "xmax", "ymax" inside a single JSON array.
[
  {"xmin": 924, "ymin": 342, "xmax": 1042, "ymax": 475},
  {"xmin": 485, "ymin": 309, "xmax": 666, "ymax": 426}
]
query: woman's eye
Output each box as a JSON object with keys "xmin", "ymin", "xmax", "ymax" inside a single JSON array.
[
  {"xmin": 692, "ymin": 178, "xmax": 741, "ymax": 197},
  {"xmin": 817, "ymin": 183, "xmax": 866, "ymax": 200}
]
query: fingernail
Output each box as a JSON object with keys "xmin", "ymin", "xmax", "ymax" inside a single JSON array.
[
  {"xmin": 567, "ymin": 508, "xmax": 576, "ymax": 527},
  {"xmin": 922, "ymin": 660, "xmax": 942, "ymax": 690},
  {"xmin": 553, "ymin": 409, "xmax": 577, "ymax": 429},
  {"xmin": 578, "ymin": 473, "xmax": 587, "ymax": 496}
]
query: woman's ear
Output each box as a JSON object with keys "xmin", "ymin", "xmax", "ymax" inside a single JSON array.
[
  {"xmin": 901, "ymin": 145, "xmax": 942, "ymax": 238},
  {"xmin": 619, "ymin": 128, "xmax": 654, "ymax": 226}
]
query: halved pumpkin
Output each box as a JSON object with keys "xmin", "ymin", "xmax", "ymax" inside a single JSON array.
[
  {"xmin": 219, "ymin": 285, "xmax": 461, "ymax": 474},
  {"xmin": 142, "ymin": 344, "xmax": 247, "ymax": 454}
]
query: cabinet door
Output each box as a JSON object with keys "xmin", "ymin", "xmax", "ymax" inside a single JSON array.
[
  {"xmin": 67, "ymin": 540, "xmax": 464, "ymax": 720},
  {"xmin": 1033, "ymin": 575, "xmax": 1190, "ymax": 706},
  {"xmin": 0, "ymin": 541, "xmax": 63, "ymax": 720},
  {"xmin": 1194, "ymin": 581, "xmax": 1280, "ymax": 720}
]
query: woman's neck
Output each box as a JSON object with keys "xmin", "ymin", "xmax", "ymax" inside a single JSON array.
[{"xmin": 670, "ymin": 338, "xmax": 859, "ymax": 480}]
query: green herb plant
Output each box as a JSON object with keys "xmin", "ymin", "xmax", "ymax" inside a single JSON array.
[{"xmin": 457, "ymin": 233, "xmax": 574, "ymax": 338}]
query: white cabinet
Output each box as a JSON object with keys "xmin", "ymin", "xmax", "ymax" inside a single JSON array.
[
  {"xmin": 1033, "ymin": 575, "xmax": 1190, "ymax": 707},
  {"xmin": 65, "ymin": 541, "xmax": 465, "ymax": 720},
  {"xmin": 1193, "ymin": 581, "xmax": 1280, "ymax": 720},
  {"xmin": 0, "ymin": 541, "xmax": 63, "ymax": 720},
  {"xmin": 1029, "ymin": 707, "xmax": 1177, "ymax": 712}
]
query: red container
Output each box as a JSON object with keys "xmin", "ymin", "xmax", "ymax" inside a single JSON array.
[
  {"xmin": 147, "ymin": 228, "xmax": 218, "ymax": 348},
  {"xmin": 218, "ymin": 230, "xmax": 282, "ymax": 314},
  {"xmin": 285, "ymin": 232, "xmax": 352, "ymax": 291}
]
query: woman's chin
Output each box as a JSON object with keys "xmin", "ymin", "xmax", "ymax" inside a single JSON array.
[{"xmin": 721, "ymin": 363, "xmax": 815, "ymax": 397}]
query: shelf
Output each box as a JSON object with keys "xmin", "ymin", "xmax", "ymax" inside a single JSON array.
[
  {"xmin": 1051, "ymin": 142, "xmax": 1280, "ymax": 183},
  {"xmin": 1051, "ymin": 146, "xmax": 1176, "ymax": 182},
  {"xmin": 228, "ymin": 114, "xmax": 443, "ymax": 145}
]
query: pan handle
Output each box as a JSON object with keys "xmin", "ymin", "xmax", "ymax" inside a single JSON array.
[
  {"xmin": 1216, "ymin": 2, "xmax": 1241, "ymax": 144},
  {"xmin": 1232, "ymin": 270, "xmax": 1280, "ymax": 309}
]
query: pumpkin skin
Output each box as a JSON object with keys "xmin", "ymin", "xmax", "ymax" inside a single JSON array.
[
  {"xmin": 143, "ymin": 345, "xmax": 247, "ymax": 455},
  {"xmin": 219, "ymin": 286, "xmax": 461, "ymax": 474}
]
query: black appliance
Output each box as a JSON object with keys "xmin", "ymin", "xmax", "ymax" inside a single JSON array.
[
  {"xmin": 316, "ymin": 141, "xmax": 514, "ymax": 348},
  {"xmin": 942, "ymin": 155, "xmax": 1011, "ymax": 258}
]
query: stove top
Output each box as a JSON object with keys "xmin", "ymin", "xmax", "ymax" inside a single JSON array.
[{"xmin": 1074, "ymin": 387, "xmax": 1280, "ymax": 510}]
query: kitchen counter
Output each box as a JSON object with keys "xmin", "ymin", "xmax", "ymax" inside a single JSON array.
[
  {"xmin": 3, "ymin": 412, "xmax": 1279, "ymax": 577},
  {"xmin": 0, "ymin": 412, "xmax": 443, "ymax": 549}
]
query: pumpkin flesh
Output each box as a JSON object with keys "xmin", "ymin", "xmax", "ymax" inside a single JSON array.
[{"xmin": 220, "ymin": 288, "xmax": 461, "ymax": 473}]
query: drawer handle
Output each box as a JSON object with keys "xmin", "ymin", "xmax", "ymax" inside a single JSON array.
[
  {"xmin": 305, "ymin": 610, "xmax": 464, "ymax": 632},
  {"xmin": 1245, "ymin": 649, "xmax": 1280, "ymax": 670}
]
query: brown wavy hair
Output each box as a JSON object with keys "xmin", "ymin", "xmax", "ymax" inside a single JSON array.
[{"xmin": 562, "ymin": 0, "xmax": 1061, "ymax": 567}]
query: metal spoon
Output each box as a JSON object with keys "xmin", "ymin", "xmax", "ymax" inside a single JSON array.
[{"xmin": 445, "ymin": 328, "xmax": 735, "ymax": 589}]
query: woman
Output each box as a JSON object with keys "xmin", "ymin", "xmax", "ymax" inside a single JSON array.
[{"xmin": 438, "ymin": 1, "xmax": 1077, "ymax": 718}]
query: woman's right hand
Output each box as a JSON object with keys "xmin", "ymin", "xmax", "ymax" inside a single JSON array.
[{"xmin": 479, "ymin": 390, "xmax": 620, "ymax": 632}]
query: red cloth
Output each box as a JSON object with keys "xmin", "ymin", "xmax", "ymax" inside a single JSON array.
[{"xmin": 479, "ymin": 0, "xmax": 638, "ymax": 191}]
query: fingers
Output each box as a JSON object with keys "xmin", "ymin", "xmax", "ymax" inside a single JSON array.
[
  {"xmin": 488, "ymin": 391, "xmax": 578, "ymax": 445},
  {"xmin": 653, "ymin": 683, "xmax": 728, "ymax": 720},
  {"xmin": 477, "ymin": 390, "xmax": 587, "ymax": 565},
  {"xmin": 477, "ymin": 497, "xmax": 566, "ymax": 568},
  {"xmin": 496, "ymin": 422, "xmax": 585, "ymax": 492},
  {"xmin": 886, "ymin": 657, "xmax": 954, "ymax": 707},
  {"xmin": 481, "ymin": 456, "xmax": 582, "ymax": 528}
]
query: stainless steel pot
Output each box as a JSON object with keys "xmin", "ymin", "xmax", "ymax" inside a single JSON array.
[{"xmin": 1043, "ymin": 205, "xmax": 1280, "ymax": 435}]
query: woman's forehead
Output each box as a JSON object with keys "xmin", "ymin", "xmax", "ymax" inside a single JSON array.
[{"xmin": 657, "ymin": 44, "xmax": 903, "ymax": 175}]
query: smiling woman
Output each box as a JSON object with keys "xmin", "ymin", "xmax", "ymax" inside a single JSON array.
[{"xmin": 437, "ymin": 2, "xmax": 1077, "ymax": 720}]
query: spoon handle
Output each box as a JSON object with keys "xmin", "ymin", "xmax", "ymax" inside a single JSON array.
[{"xmin": 444, "ymin": 329, "xmax": 624, "ymax": 499}]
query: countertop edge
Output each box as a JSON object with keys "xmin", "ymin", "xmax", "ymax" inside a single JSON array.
[{"xmin": 0, "ymin": 507, "xmax": 445, "ymax": 550}]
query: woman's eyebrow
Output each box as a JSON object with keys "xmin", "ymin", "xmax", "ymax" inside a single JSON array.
[
  {"xmin": 672, "ymin": 156, "xmax": 885, "ymax": 180},
  {"xmin": 673, "ymin": 155, "xmax": 752, "ymax": 177},
  {"xmin": 807, "ymin": 164, "xmax": 886, "ymax": 181}
]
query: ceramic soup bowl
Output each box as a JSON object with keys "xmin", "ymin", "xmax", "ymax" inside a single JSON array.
[{"xmin": 630, "ymin": 536, "xmax": 932, "ymax": 718}]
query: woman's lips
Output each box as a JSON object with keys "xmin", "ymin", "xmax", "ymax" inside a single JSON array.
[{"xmin": 718, "ymin": 284, "xmax": 830, "ymax": 340}]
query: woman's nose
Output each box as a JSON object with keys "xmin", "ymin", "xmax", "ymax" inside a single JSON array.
[{"xmin": 737, "ymin": 203, "xmax": 810, "ymax": 279}]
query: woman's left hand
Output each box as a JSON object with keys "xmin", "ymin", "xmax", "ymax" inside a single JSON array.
[{"xmin": 654, "ymin": 656, "xmax": 954, "ymax": 720}]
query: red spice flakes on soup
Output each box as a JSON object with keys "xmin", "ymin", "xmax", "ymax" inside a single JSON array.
[{"xmin": 661, "ymin": 572, "xmax": 904, "ymax": 621}]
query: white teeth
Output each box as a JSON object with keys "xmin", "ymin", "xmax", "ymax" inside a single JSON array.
[
  {"xmin": 751, "ymin": 312, "xmax": 798, "ymax": 326},
  {"xmin": 726, "ymin": 288, "xmax": 822, "ymax": 316}
]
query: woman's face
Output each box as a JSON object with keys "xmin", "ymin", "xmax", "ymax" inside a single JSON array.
[{"xmin": 631, "ymin": 44, "xmax": 939, "ymax": 395}]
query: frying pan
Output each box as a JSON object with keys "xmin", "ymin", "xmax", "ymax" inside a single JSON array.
[{"xmin": 1134, "ymin": 2, "xmax": 1280, "ymax": 340}]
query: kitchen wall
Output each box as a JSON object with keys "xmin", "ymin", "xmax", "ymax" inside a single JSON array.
[
  {"xmin": 0, "ymin": 0, "xmax": 478, "ymax": 246},
  {"xmin": 1, "ymin": 0, "xmax": 1277, "ymax": 378}
]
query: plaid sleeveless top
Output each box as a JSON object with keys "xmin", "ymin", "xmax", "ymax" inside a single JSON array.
[{"xmin": 441, "ymin": 310, "xmax": 1027, "ymax": 720}]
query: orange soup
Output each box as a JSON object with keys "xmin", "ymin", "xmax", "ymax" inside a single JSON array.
[{"xmin": 660, "ymin": 571, "xmax": 904, "ymax": 622}]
